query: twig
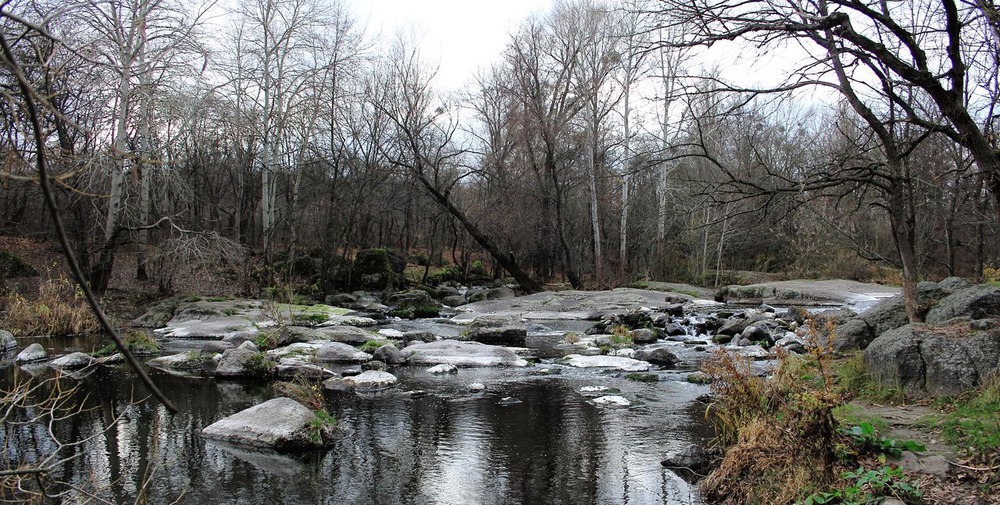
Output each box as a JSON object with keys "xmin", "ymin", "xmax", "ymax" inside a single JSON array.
[{"xmin": 947, "ymin": 460, "xmax": 1000, "ymax": 472}]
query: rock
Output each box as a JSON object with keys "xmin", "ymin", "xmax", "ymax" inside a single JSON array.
[
  {"xmin": 711, "ymin": 333, "xmax": 734, "ymax": 344},
  {"xmin": 266, "ymin": 343, "xmax": 323, "ymax": 365},
  {"xmin": 351, "ymin": 248, "xmax": 406, "ymax": 290},
  {"xmin": 441, "ymin": 295, "xmax": 467, "ymax": 307},
  {"xmin": 324, "ymin": 370, "xmax": 398, "ymax": 390},
  {"xmin": 315, "ymin": 342, "xmax": 371, "ymax": 363},
  {"xmin": 661, "ymin": 444, "xmax": 718, "ymax": 475},
  {"xmin": 427, "ymin": 364, "xmax": 459, "ymax": 375},
  {"xmin": 580, "ymin": 385, "xmax": 611, "ymax": 393},
  {"xmin": 201, "ymin": 397, "xmax": 333, "ymax": 449},
  {"xmin": 221, "ymin": 331, "xmax": 257, "ymax": 347},
  {"xmin": 1, "ymin": 330, "xmax": 16, "ymax": 352},
  {"xmin": 740, "ymin": 324, "xmax": 773, "ymax": 347},
  {"xmin": 731, "ymin": 345, "xmax": 769, "ymax": 360},
  {"xmin": 632, "ymin": 345, "xmax": 680, "ymax": 366},
  {"xmin": 313, "ymin": 325, "xmax": 376, "ymax": 345},
  {"xmin": 15, "ymin": 343, "xmax": 47, "ymax": 363},
  {"xmin": 832, "ymin": 318, "xmax": 875, "ymax": 352},
  {"xmin": 215, "ymin": 341, "xmax": 273, "ymax": 378},
  {"xmin": 562, "ymin": 354, "xmax": 650, "ymax": 372},
  {"xmin": 361, "ymin": 360, "xmax": 388, "ymax": 371},
  {"xmin": 467, "ymin": 382, "xmax": 486, "ymax": 392},
  {"xmin": 203, "ymin": 341, "xmax": 235, "ymax": 353},
  {"xmin": 497, "ymin": 396, "xmax": 522, "ymax": 406},
  {"xmin": 404, "ymin": 340, "xmax": 528, "ymax": 367},
  {"xmin": 937, "ymin": 276, "xmax": 971, "ymax": 292},
  {"xmin": 716, "ymin": 317, "xmax": 747, "ymax": 337},
  {"xmin": 631, "ymin": 328, "xmax": 659, "ymax": 344},
  {"xmin": 460, "ymin": 315, "xmax": 527, "ymax": 346},
  {"xmin": 686, "ymin": 372, "xmax": 712, "ymax": 384},
  {"xmin": 372, "ymin": 344, "xmax": 406, "ymax": 365},
  {"xmin": 386, "ymin": 289, "xmax": 441, "ymax": 318},
  {"xmin": 775, "ymin": 335, "xmax": 806, "ymax": 354},
  {"xmin": 147, "ymin": 352, "xmax": 205, "ymax": 372},
  {"xmin": 810, "ymin": 308, "xmax": 857, "ymax": 328},
  {"xmin": 864, "ymin": 322, "xmax": 1000, "ymax": 397},
  {"xmin": 663, "ymin": 322, "xmax": 687, "ymax": 337},
  {"xmin": 0, "ymin": 251, "xmax": 37, "ymax": 278},
  {"xmin": 129, "ymin": 296, "xmax": 188, "ymax": 328},
  {"xmin": 861, "ymin": 281, "xmax": 949, "ymax": 336},
  {"xmin": 486, "ymin": 286, "xmax": 516, "ymax": 300},
  {"xmin": 785, "ymin": 306, "xmax": 809, "ymax": 325},
  {"xmin": 274, "ymin": 363, "xmax": 335, "ymax": 380},
  {"xmin": 592, "ymin": 395, "xmax": 630, "ymax": 407},
  {"xmin": 664, "ymin": 303, "xmax": 686, "ymax": 317},
  {"xmin": 402, "ymin": 330, "xmax": 436, "ymax": 343},
  {"xmin": 926, "ymin": 285, "xmax": 1000, "ymax": 323},
  {"xmin": 49, "ymin": 352, "xmax": 95, "ymax": 370}
]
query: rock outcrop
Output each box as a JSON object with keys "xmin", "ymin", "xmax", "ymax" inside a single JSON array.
[{"xmin": 201, "ymin": 397, "xmax": 334, "ymax": 449}]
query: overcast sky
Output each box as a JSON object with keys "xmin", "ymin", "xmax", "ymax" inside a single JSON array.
[{"xmin": 352, "ymin": 0, "xmax": 556, "ymax": 91}]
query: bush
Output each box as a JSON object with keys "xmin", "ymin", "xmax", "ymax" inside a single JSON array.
[{"xmin": 241, "ymin": 352, "xmax": 274, "ymax": 378}]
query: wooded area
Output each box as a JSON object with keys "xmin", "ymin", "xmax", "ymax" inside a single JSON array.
[{"xmin": 1, "ymin": 0, "xmax": 997, "ymax": 314}]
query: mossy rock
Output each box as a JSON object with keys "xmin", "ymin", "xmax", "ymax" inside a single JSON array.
[
  {"xmin": 0, "ymin": 251, "xmax": 37, "ymax": 278},
  {"xmin": 352, "ymin": 249, "xmax": 406, "ymax": 290}
]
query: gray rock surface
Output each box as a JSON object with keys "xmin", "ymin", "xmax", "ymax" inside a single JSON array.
[
  {"xmin": 372, "ymin": 344, "xmax": 406, "ymax": 365},
  {"xmin": 460, "ymin": 315, "xmax": 527, "ymax": 346},
  {"xmin": 832, "ymin": 318, "xmax": 874, "ymax": 352},
  {"xmin": 315, "ymin": 342, "xmax": 371, "ymax": 363},
  {"xmin": 201, "ymin": 397, "xmax": 332, "ymax": 449},
  {"xmin": 323, "ymin": 370, "xmax": 398, "ymax": 390},
  {"xmin": 147, "ymin": 352, "xmax": 205, "ymax": 372},
  {"xmin": 15, "ymin": 343, "xmax": 47, "ymax": 363},
  {"xmin": 312, "ymin": 325, "xmax": 377, "ymax": 344},
  {"xmin": 925, "ymin": 285, "xmax": 1000, "ymax": 323},
  {"xmin": 864, "ymin": 322, "xmax": 1000, "ymax": 397},
  {"xmin": 49, "ymin": 352, "xmax": 95, "ymax": 369},
  {"xmin": 404, "ymin": 340, "xmax": 528, "ymax": 367},
  {"xmin": 632, "ymin": 345, "xmax": 679, "ymax": 366},
  {"xmin": 561, "ymin": 354, "xmax": 650, "ymax": 372},
  {"xmin": 1, "ymin": 330, "xmax": 16, "ymax": 351},
  {"xmin": 215, "ymin": 341, "xmax": 272, "ymax": 378},
  {"xmin": 631, "ymin": 328, "xmax": 659, "ymax": 344},
  {"xmin": 427, "ymin": 364, "xmax": 458, "ymax": 374}
]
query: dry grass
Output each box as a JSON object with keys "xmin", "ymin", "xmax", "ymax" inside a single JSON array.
[
  {"xmin": 700, "ymin": 348, "xmax": 841, "ymax": 504},
  {"xmin": 1, "ymin": 272, "xmax": 98, "ymax": 337}
]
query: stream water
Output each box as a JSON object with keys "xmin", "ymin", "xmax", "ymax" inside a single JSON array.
[{"xmin": 1, "ymin": 324, "xmax": 715, "ymax": 504}]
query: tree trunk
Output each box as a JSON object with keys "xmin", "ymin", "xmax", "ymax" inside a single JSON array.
[{"xmin": 413, "ymin": 173, "xmax": 543, "ymax": 294}]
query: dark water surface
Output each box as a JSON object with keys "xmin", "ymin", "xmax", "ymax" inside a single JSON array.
[{"xmin": 2, "ymin": 333, "xmax": 713, "ymax": 504}]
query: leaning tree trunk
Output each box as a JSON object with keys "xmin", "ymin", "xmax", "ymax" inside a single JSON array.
[{"xmin": 413, "ymin": 173, "xmax": 543, "ymax": 294}]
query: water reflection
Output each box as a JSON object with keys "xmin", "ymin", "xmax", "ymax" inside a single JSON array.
[{"xmin": 2, "ymin": 362, "xmax": 711, "ymax": 504}]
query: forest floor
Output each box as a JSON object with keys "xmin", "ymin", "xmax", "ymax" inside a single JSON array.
[{"xmin": 843, "ymin": 400, "xmax": 999, "ymax": 504}]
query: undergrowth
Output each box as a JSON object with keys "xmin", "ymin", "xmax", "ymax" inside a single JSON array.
[
  {"xmin": 919, "ymin": 373, "xmax": 1000, "ymax": 490},
  {"xmin": 700, "ymin": 336, "xmax": 925, "ymax": 504},
  {"xmin": 1, "ymin": 272, "xmax": 98, "ymax": 337}
]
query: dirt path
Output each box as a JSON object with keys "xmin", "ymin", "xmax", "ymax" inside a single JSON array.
[{"xmin": 851, "ymin": 401, "xmax": 998, "ymax": 504}]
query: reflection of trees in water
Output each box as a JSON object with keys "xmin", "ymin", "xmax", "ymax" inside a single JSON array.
[{"xmin": 4, "ymin": 369, "xmax": 705, "ymax": 503}]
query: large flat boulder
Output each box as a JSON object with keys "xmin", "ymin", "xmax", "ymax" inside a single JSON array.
[
  {"xmin": 201, "ymin": 397, "xmax": 333, "ymax": 449},
  {"xmin": 863, "ymin": 321, "xmax": 1000, "ymax": 397},
  {"xmin": 403, "ymin": 340, "xmax": 528, "ymax": 367},
  {"xmin": 925, "ymin": 285, "xmax": 1000, "ymax": 323},
  {"xmin": 561, "ymin": 354, "xmax": 651, "ymax": 372},
  {"xmin": 459, "ymin": 315, "xmax": 527, "ymax": 346}
]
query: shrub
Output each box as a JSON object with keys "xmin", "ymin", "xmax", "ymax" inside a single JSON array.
[
  {"xmin": 309, "ymin": 409, "xmax": 337, "ymax": 445},
  {"xmin": 241, "ymin": 352, "xmax": 274, "ymax": 378}
]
